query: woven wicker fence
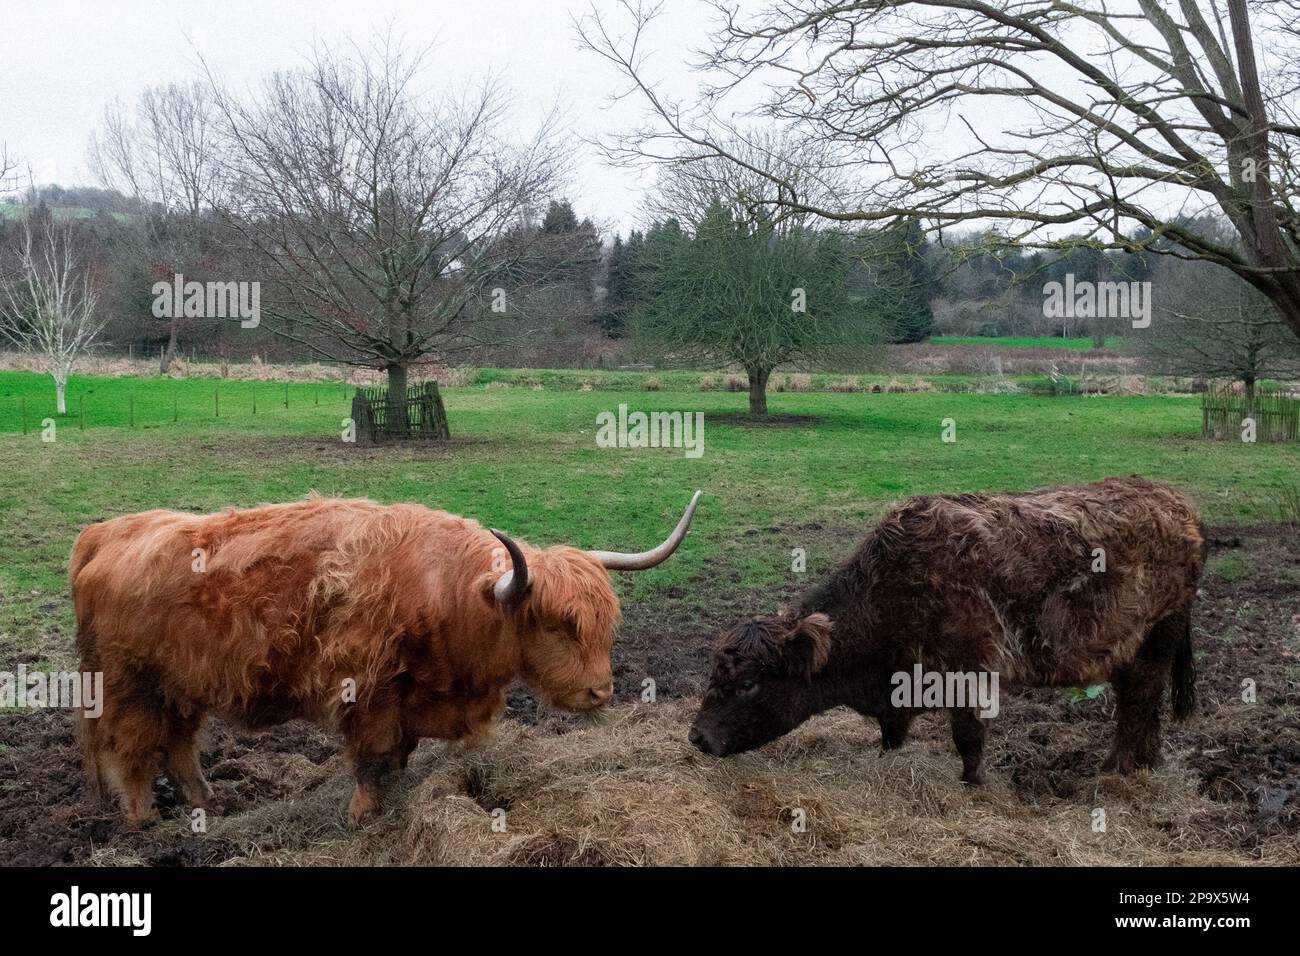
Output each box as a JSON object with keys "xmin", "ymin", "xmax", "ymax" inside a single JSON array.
[
  {"xmin": 350, "ymin": 382, "xmax": 451, "ymax": 442},
  {"xmin": 1201, "ymin": 384, "xmax": 1299, "ymax": 442}
]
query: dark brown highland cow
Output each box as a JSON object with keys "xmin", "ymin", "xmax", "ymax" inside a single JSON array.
[{"xmin": 690, "ymin": 477, "xmax": 1205, "ymax": 783}]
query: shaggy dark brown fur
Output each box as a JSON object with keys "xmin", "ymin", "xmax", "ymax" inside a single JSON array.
[
  {"xmin": 690, "ymin": 476, "xmax": 1206, "ymax": 783},
  {"xmin": 71, "ymin": 496, "xmax": 622, "ymax": 826}
]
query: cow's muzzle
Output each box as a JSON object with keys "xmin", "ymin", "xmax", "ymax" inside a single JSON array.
[{"xmin": 689, "ymin": 726, "xmax": 727, "ymax": 757}]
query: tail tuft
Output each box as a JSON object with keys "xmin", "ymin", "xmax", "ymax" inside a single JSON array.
[{"xmin": 1171, "ymin": 614, "xmax": 1196, "ymax": 721}]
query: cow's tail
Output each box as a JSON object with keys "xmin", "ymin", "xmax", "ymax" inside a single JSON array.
[{"xmin": 1170, "ymin": 612, "xmax": 1196, "ymax": 722}]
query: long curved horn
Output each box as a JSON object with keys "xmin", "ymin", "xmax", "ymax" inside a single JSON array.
[
  {"xmin": 588, "ymin": 490, "xmax": 702, "ymax": 572},
  {"xmin": 490, "ymin": 529, "xmax": 531, "ymax": 605}
]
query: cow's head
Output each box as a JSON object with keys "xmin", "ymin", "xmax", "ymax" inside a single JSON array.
[
  {"xmin": 689, "ymin": 612, "xmax": 832, "ymax": 756},
  {"xmin": 488, "ymin": 491, "xmax": 701, "ymax": 713}
]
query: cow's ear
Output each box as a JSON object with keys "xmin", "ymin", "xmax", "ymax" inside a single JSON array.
[{"xmin": 783, "ymin": 613, "xmax": 831, "ymax": 677}]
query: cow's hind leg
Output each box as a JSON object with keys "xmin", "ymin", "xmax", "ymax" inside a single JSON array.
[
  {"xmin": 950, "ymin": 708, "xmax": 987, "ymax": 785},
  {"xmin": 162, "ymin": 707, "xmax": 213, "ymax": 810},
  {"xmin": 1103, "ymin": 614, "xmax": 1182, "ymax": 773}
]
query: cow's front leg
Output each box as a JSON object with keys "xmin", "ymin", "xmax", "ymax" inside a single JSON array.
[
  {"xmin": 950, "ymin": 708, "xmax": 987, "ymax": 785},
  {"xmin": 347, "ymin": 750, "xmax": 401, "ymax": 827},
  {"xmin": 397, "ymin": 731, "xmax": 419, "ymax": 770},
  {"xmin": 342, "ymin": 705, "xmax": 404, "ymax": 828},
  {"xmin": 163, "ymin": 707, "xmax": 214, "ymax": 810},
  {"xmin": 879, "ymin": 709, "xmax": 915, "ymax": 751}
]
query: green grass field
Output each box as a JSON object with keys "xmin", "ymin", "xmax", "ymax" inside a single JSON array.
[
  {"xmin": 928, "ymin": 335, "xmax": 1125, "ymax": 350},
  {"xmin": 2, "ymin": 367, "xmax": 1296, "ymax": 668}
]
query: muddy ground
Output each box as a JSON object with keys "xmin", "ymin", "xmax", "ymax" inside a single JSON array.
[{"xmin": 1, "ymin": 523, "xmax": 1296, "ymax": 866}]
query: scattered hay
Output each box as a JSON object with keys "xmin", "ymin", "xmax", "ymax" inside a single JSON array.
[{"xmin": 93, "ymin": 701, "xmax": 1292, "ymax": 867}]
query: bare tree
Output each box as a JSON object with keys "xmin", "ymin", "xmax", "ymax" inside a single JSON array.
[
  {"xmin": 642, "ymin": 128, "xmax": 849, "ymax": 232},
  {"xmin": 207, "ymin": 37, "xmax": 569, "ymax": 399},
  {"xmin": 0, "ymin": 210, "xmax": 106, "ymax": 413},
  {"xmin": 0, "ymin": 142, "xmax": 21, "ymax": 197},
  {"xmin": 89, "ymin": 81, "xmax": 223, "ymax": 371},
  {"xmin": 578, "ymin": 1, "xmax": 1300, "ymax": 339},
  {"xmin": 1138, "ymin": 255, "xmax": 1300, "ymax": 411}
]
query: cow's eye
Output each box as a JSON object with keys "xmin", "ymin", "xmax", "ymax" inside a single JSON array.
[{"xmin": 738, "ymin": 678, "xmax": 761, "ymax": 696}]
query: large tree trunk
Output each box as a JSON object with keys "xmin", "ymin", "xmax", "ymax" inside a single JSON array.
[
  {"xmin": 747, "ymin": 367, "xmax": 770, "ymax": 415},
  {"xmin": 1090, "ymin": 319, "xmax": 1107, "ymax": 350},
  {"xmin": 1227, "ymin": 0, "xmax": 1300, "ymax": 341},
  {"xmin": 385, "ymin": 362, "xmax": 409, "ymax": 436}
]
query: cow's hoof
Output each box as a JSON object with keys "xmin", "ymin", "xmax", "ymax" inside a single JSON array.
[
  {"xmin": 181, "ymin": 789, "xmax": 216, "ymax": 812},
  {"xmin": 960, "ymin": 770, "xmax": 985, "ymax": 786},
  {"xmin": 125, "ymin": 808, "xmax": 161, "ymax": 828},
  {"xmin": 1105, "ymin": 753, "xmax": 1160, "ymax": 775},
  {"xmin": 199, "ymin": 791, "xmax": 232, "ymax": 815},
  {"xmin": 1134, "ymin": 748, "xmax": 1163, "ymax": 770},
  {"xmin": 346, "ymin": 789, "xmax": 379, "ymax": 829},
  {"xmin": 1102, "ymin": 753, "xmax": 1135, "ymax": 774}
]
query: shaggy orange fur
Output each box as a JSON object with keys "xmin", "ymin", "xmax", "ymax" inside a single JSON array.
[{"xmin": 71, "ymin": 495, "xmax": 620, "ymax": 825}]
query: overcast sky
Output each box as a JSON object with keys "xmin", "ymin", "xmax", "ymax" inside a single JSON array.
[
  {"xmin": 3, "ymin": 0, "xmax": 1251, "ymax": 244},
  {"xmin": 0, "ymin": 0, "xmax": 730, "ymax": 235}
]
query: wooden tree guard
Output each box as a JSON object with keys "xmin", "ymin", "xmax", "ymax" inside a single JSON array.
[
  {"xmin": 1201, "ymin": 384, "xmax": 1299, "ymax": 442},
  {"xmin": 351, "ymin": 382, "xmax": 451, "ymax": 443}
]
